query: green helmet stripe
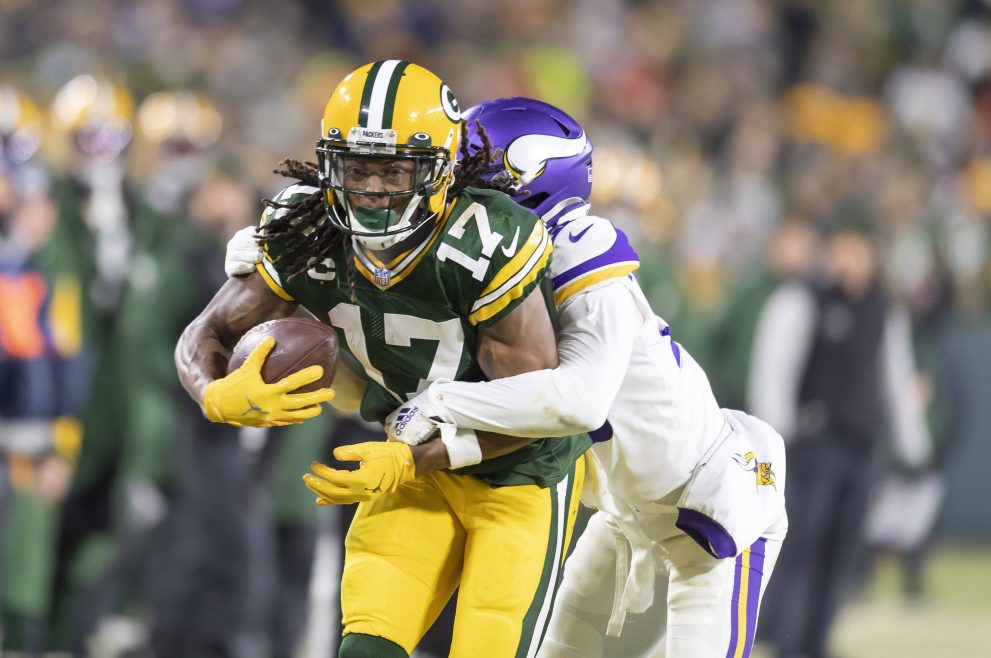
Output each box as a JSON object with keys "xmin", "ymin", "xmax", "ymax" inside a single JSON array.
[
  {"xmin": 358, "ymin": 60, "xmax": 384, "ymax": 128},
  {"xmin": 380, "ymin": 61, "xmax": 410, "ymax": 129}
]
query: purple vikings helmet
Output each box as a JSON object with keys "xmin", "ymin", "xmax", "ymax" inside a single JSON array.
[{"xmin": 462, "ymin": 97, "xmax": 592, "ymax": 229}]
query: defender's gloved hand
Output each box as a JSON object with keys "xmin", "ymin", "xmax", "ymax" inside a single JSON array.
[
  {"xmin": 225, "ymin": 225, "xmax": 263, "ymax": 277},
  {"xmin": 303, "ymin": 441, "xmax": 416, "ymax": 505},
  {"xmin": 202, "ymin": 336, "xmax": 335, "ymax": 427},
  {"xmin": 384, "ymin": 382, "xmax": 455, "ymax": 446}
]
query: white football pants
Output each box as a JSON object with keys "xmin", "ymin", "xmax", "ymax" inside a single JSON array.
[{"xmin": 538, "ymin": 510, "xmax": 783, "ymax": 658}]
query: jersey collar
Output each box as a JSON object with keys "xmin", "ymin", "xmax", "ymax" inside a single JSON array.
[{"xmin": 352, "ymin": 200, "xmax": 457, "ymax": 289}]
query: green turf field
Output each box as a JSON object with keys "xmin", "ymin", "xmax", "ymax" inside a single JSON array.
[{"xmin": 754, "ymin": 543, "xmax": 991, "ymax": 658}]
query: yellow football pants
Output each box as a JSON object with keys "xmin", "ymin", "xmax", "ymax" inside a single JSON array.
[{"xmin": 341, "ymin": 456, "xmax": 585, "ymax": 657}]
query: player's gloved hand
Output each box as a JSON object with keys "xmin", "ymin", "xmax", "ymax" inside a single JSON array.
[
  {"xmin": 384, "ymin": 382, "xmax": 455, "ymax": 446},
  {"xmin": 225, "ymin": 225, "xmax": 263, "ymax": 277},
  {"xmin": 202, "ymin": 336, "xmax": 335, "ymax": 427},
  {"xmin": 303, "ymin": 441, "xmax": 416, "ymax": 505}
]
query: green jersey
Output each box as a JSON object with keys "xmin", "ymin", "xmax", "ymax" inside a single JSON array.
[{"xmin": 258, "ymin": 185, "xmax": 590, "ymax": 488}]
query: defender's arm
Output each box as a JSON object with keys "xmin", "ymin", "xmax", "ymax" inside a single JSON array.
[{"xmin": 428, "ymin": 281, "xmax": 642, "ymax": 436}]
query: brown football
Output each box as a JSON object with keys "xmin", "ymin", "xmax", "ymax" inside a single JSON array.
[{"xmin": 227, "ymin": 317, "xmax": 338, "ymax": 393}]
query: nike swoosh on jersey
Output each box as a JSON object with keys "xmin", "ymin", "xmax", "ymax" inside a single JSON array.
[
  {"xmin": 501, "ymin": 227, "xmax": 521, "ymax": 257},
  {"xmin": 569, "ymin": 225, "xmax": 593, "ymax": 243}
]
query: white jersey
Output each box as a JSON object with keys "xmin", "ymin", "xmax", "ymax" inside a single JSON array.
[
  {"xmin": 432, "ymin": 213, "xmax": 726, "ymax": 505},
  {"xmin": 550, "ymin": 215, "xmax": 726, "ymax": 505}
]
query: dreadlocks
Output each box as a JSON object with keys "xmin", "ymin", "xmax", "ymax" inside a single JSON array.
[
  {"xmin": 447, "ymin": 119, "xmax": 518, "ymax": 198},
  {"xmin": 257, "ymin": 159, "xmax": 343, "ymax": 283},
  {"xmin": 257, "ymin": 119, "xmax": 517, "ymax": 284}
]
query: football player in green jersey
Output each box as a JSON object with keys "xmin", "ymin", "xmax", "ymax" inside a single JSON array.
[{"xmin": 175, "ymin": 60, "xmax": 589, "ymax": 658}]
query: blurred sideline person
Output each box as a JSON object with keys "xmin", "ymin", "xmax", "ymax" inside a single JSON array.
[
  {"xmin": 0, "ymin": 157, "xmax": 88, "ymax": 653},
  {"xmin": 77, "ymin": 91, "xmax": 227, "ymax": 656},
  {"xmin": 227, "ymin": 96, "xmax": 789, "ymax": 658},
  {"xmin": 747, "ymin": 217, "xmax": 931, "ymax": 658},
  {"xmin": 177, "ymin": 61, "xmax": 588, "ymax": 658},
  {"xmin": 40, "ymin": 74, "xmax": 162, "ymax": 651}
]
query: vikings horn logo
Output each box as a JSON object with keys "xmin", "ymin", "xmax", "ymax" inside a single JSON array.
[
  {"xmin": 504, "ymin": 132, "xmax": 589, "ymax": 184},
  {"xmin": 732, "ymin": 451, "xmax": 777, "ymax": 490}
]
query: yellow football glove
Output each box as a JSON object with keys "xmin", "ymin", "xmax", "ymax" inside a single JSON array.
[
  {"xmin": 202, "ymin": 336, "xmax": 336, "ymax": 427},
  {"xmin": 303, "ymin": 441, "xmax": 416, "ymax": 505}
]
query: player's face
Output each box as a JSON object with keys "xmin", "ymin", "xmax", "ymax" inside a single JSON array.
[{"xmin": 342, "ymin": 157, "xmax": 416, "ymax": 209}]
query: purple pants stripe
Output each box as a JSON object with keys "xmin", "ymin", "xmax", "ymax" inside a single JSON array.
[{"xmin": 724, "ymin": 537, "xmax": 767, "ymax": 658}]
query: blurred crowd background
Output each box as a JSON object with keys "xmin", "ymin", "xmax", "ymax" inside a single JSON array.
[{"xmin": 2, "ymin": 0, "xmax": 990, "ymax": 656}]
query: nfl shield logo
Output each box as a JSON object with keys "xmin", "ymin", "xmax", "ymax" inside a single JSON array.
[{"xmin": 374, "ymin": 268, "xmax": 391, "ymax": 288}]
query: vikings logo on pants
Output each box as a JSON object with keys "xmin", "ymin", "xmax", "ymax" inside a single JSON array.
[{"xmin": 732, "ymin": 451, "xmax": 777, "ymax": 490}]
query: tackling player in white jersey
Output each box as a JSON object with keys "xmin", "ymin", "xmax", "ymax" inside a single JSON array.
[{"xmin": 226, "ymin": 97, "xmax": 787, "ymax": 658}]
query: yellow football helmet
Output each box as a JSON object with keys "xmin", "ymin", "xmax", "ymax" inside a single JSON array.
[
  {"xmin": 0, "ymin": 85, "xmax": 44, "ymax": 166},
  {"xmin": 50, "ymin": 74, "xmax": 134, "ymax": 159},
  {"xmin": 137, "ymin": 91, "xmax": 223, "ymax": 152},
  {"xmin": 316, "ymin": 60, "xmax": 462, "ymax": 250}
]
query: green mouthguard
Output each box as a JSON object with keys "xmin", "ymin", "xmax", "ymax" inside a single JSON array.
[{"xmin": 353, "ymin": 206, "xmax": 397, "ymax": 232}]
